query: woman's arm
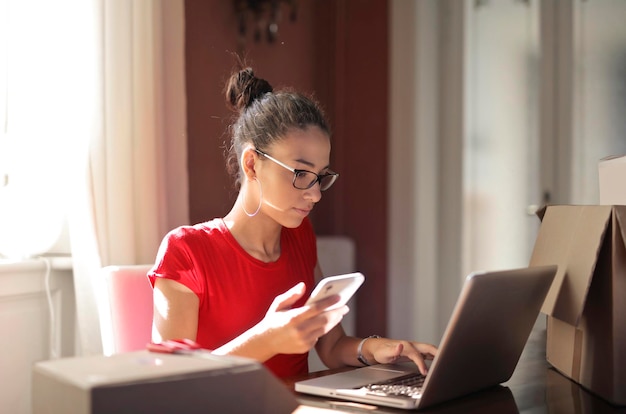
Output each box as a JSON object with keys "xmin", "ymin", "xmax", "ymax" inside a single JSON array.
[
  {"xmin": 312, "ymin": 263, "xmax": 438, "ymax": 374},
  {"xmin": 317, "ymin": 325, "xmax": 438, "ymax": 375},
  {"xmin": 154, "ymin": 276, "xmax": 348, "ymax": 363},
  {"xmin": 152, "ymin": 278, "xmax": 199, "ymax": 343},
  {"xmin": 212, "ymin": 282, "xmax": 347, "ymax": 361}
]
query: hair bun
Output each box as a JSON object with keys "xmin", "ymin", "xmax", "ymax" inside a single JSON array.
[{"xmin": 225, "ymin": 68, "xmax": 273, "ymax": 112}]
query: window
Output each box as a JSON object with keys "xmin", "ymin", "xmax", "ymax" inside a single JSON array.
[{"xmin": 0, "ymin": 0, "xmax": 96, "ymax": 259}]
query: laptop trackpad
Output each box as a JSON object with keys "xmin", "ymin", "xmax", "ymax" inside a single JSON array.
[{"xmin": 304, "ymin": 364, "xmax": 418, "ymax": 389}]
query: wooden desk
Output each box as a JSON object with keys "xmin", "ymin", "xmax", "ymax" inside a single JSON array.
[{"xmin": 285, "ymin": 324, "xmax": 626, "ymax": 413}]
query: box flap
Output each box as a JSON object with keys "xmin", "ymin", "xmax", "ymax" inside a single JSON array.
[
  {"xmin": 615, "ymin": 207, "xmax": 626, "ymax": 249},
  {"xmin": 535, "ymin": 205, "xmax": 548, "ymax": 221},
  {"xmin": 599, "ymin": 154, "xmax": 626, "ymax": 161},
  {"xmin": 599, "ymin": 155, "xmax": 626, "ymax": 205},
  {"xmin": 529, "ymin": 205, "xmax": 612, "ymax": 326}
]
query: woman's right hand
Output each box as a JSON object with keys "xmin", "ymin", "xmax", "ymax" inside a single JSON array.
[{"xmin": 257, "ymin": 282, "xmax": 349, "ymax": 355}]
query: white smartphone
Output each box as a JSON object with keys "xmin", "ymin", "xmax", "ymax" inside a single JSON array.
[{"xmin": 305, "ymin": 272, "xmax": 365, "ymax": 311}]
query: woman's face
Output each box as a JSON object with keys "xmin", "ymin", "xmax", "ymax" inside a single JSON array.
[{"xmin": 255, "ymin": 125, "xmax": 332, "ymax": 228}]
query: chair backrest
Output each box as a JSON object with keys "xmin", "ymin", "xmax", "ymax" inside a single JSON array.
[{"xmin": 98, "ymin": 265, "xmax": 153, "ymax": 355}]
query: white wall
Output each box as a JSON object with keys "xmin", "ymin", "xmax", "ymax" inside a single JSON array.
[
  {"xmin": 388, "ymin": 0, "xmax": 626, "ymax": 347},
  {"xmin": 388, "ymin": 0, "xmax": 440, "ymax": 344},
  {"xmin": 0, "ymin": 258, "xmax": 75, "ymax": 414},
  {"xmin": 388, "ymin": 0, "xmax": 466, "ymax": 345}
]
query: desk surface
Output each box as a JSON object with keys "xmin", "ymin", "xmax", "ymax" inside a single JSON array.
[{"xmin": 285, "ymin": 325, "xmax": 626, "ymax": 413}]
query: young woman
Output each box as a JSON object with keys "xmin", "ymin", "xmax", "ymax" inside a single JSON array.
[{"xmin": 149, "ymin": 66, "xmax": 437, "ymax": 379}]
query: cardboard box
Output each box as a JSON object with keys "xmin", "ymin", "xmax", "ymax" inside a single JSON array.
[
  {"xmin": 599, "ymin": 155, "xmax": 626, "ymax": 205},
  {"xmin": 529, "ymin": 205, "xmax": 626, "ymax": 406},
  {"xmin": 32, "ymin": 351, "xmax": 299, "ymax": 414}
]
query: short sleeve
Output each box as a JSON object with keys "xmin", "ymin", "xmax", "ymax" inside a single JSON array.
[{"xmin": 147, "ymin": 227, "xmax": 205, "ymax": 296}]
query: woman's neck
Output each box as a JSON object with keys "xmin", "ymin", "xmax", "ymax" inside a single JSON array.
[{"xmin": 223, "ymin": 205, "xmax": 282, "ymax": 263}]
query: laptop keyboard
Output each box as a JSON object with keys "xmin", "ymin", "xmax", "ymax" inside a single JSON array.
[{"xmin": 358, "ymin": 372, "xmax": 426, "ymax": 399}]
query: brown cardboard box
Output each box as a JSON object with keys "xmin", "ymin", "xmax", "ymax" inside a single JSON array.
[
  {"xmin": 599, "ymin": 155, "xmax": 626, "ymax": 205},
  {"xmin": 32, "ymin": 350, "xmax": 299, "ymax": 414},
  {"xmin": 529, "ymin": 205, "xmax": 626, "ymax": 406}
]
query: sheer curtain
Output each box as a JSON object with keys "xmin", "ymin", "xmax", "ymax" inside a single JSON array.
[
  {"xmin": 0, "ymin": 0, "xmax": 97, "ymax": 259},
  {"xmin": 1, "ymin": 0, "xmax": 186, "ymax": 357},
  {"xmin": 70, "ymin": 0, "xmax": 188, "ymax": 355}
]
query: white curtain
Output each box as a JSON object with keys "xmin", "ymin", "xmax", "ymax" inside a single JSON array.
[{"xmin": 70, "ymin": 0, "xmax": 188, "ymax": 355}]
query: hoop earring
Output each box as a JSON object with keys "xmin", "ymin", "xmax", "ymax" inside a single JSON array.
[{"xmin": 241, "ymin": 178, "xmax": 263, "ymax": 217}]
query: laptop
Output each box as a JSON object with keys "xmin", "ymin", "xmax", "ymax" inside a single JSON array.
[{"xmin": 295, "ymin": 265, "xmax": 557, "ymax": 410}]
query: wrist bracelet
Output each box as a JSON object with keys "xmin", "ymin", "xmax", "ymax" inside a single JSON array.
[{"xmin": 357, "ymin": 335, "xmax": 380, "ymax": 366}]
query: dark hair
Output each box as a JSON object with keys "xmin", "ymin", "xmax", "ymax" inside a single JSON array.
[{"xmin": 224, "ymin": 67, "xmax": 330, "ymax": 188}]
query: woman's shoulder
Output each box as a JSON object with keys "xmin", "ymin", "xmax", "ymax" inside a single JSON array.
[{"xmin": 165, "ymin": 218, "xmax": 227, "ymax": 242}]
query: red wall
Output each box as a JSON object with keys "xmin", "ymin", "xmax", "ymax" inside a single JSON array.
[{"xmin": 185, "ymin": 0, "xmax": 388, "ymax": 336}]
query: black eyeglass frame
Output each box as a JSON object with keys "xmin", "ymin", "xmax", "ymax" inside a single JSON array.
[{"xmin": 254, "ymin": 149, "xmax": 339, "ymax": 191}]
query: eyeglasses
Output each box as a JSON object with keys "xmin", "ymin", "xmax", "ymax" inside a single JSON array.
[{"xmin": 255, "ymin": 149, "xmax": 339, "ymax": 191}]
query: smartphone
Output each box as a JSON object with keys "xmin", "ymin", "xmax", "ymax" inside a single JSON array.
[{"xmin": 305, "ymin": 272, "xmax": 365, "ymax": 311}]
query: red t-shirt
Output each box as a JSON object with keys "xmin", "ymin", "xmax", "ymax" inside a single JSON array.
[{"xmin": 148, "ymin": 217, "xmax": 317, "ymax": 378}]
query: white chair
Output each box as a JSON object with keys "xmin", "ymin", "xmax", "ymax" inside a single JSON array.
[{"xmin": 97, "ymin": 264, "xmax": 154, "ymax": 355}]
